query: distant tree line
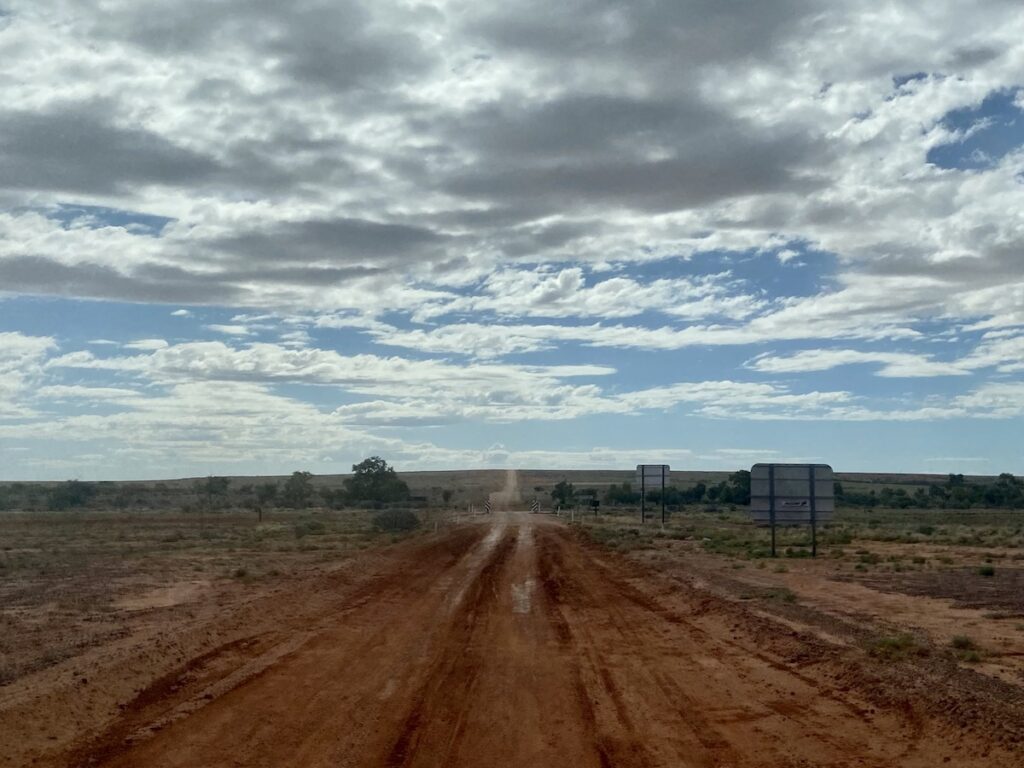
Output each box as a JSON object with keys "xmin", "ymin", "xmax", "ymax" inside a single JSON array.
[
  {"xmin": 0, "ymin": 456, "xmax": 413, "ymax": 512},
  {"xmin": 241, "ymin": 458, "xmax": 414, "ymax": 510},
  {"xmin": 599, "ymin": 470, "xmax": 753, "ymax": 508},
  {"xmin": 835, "ymin": 473, "xmax": 1024, "ymax": 509}
]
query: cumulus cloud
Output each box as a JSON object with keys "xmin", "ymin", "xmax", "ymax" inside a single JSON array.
[
  {"xmin": 0, "ymin": 0, "xmax": 1018, "ymax": 328},
  {"xmin": 205, "ymin": 324, "xmax": 252, "ymax": 336},
  {"xmin": 124, "ymin": 338, "xmax": 169, "ymax": 351},
  {"xmin": 1, "ymin": 1, "xmax": 1023, "ymax": 473},
  {"xmin": 0, "ymin": 332, "xmax": 57, "ymax": 417},
  {"xmin": 749, "ymin": 330, "xmax": 1024, "ymax": 378}
]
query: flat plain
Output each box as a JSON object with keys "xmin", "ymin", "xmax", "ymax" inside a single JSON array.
[{"xmin": 2, "ymin": 470, "xmax": 1023, "ymax": 767}]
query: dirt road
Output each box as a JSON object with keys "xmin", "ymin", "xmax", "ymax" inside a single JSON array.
[
  {"xmin": 487, "ymin": 469, "xmax": 521, "ymax": 510},
  {"xmin": 8, "ymin": 513, "xmax": 1020, "ymax": 767}
]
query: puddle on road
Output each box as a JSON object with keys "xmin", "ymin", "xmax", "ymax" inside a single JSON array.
[
  {"xmin": 114, "ymin": 581, "xmax": 208, "ymax": 611},
  {"xmin": 378, "ymin": 679, "xmax": 397, "ymax": 701},
  {"xmin": 440, "ymin": 523, "xmax": 508, "ymax": 616},
  {"xmin": 511, "ymin": 578, "xmax": 535, "ymax": 614}
]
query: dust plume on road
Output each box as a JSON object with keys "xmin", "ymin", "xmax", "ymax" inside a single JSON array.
[{"xmin": 488, "ymin": 468, "xmax": 521, "ymax": 510}]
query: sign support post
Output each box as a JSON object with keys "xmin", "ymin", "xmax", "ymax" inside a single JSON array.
[
  {"xmin": 661, "ymin": 464, "xmax": 666, "ymax": 525},
  {"xmin": 809, "ymin": 465, "xmax": 817, "ymax": 558},
  {"xmin": 636, "ymin": 465, "xmax": 669, "ymax": 526},
  {"xmin": 769, "ymin": 464, "xmax": 777, "ymax": 558},
  {"xmin": 641, "ymin": 472, "xmax": 646, "ymax": 524}
]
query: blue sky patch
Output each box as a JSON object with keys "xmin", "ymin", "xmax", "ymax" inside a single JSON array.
[{"xmin": 928, "ymin": 88, "xmax": 1024, "ymax": 170}]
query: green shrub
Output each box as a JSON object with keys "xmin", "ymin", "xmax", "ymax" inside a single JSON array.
[
  {"xmin": 950, "ymin": 635, "xmax": 975, "ymax": 650},
  {"xmin": 868, "ymin": 634, "xmax": 928, "ymax": 660},
  {"xmin": 293, "ymin": 519, "xmax": 326, "ymax": 538},
  {"xmin": 372, "ymin": 509, "xmax": 421, "ymax": 533},
  {"xmin": 978, "ymin": 565, "xmax": 996, "ymax": 577}
]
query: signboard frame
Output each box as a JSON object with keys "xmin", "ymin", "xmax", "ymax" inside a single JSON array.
[
  {"xmin": 636, "ymin": 464, "xmax": 670, "ymax": 524},
  {"xmin": 750, "ymin": 463, "xmax": 834, "ymax": 557}
]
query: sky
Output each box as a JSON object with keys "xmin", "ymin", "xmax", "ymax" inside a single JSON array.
[{"xmin": 1, "ymin": 1, "xmax": 1023, "ymax": 480}]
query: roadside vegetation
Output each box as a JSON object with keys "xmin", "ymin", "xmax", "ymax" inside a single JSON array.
[{"xmin": 0, "ymin": 455, "xmax": 417, "ymax": 514}]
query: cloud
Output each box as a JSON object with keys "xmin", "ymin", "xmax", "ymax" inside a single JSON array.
[
  {"xmin": 34, "ymin": 385, "xmax": 145, "ymax": 402},
  {"xmin": 953, "ymin": 382, "xmax": 1024, "ymax": 418},
  {"xmin": 205, "ymin": 324, "xmax": 252, "ymax": 336},
  {"xmin": 0, "ymin": 332, "xmax": 57, "ymax": 417},
  {"xmin": 124, "ymin": 338, "xmax": 169, "ymax": 351},
  {"xmin": 2, "ymin": 0, "xmax": 1024, "ymax": 475},
  {"xmin": 749, "ymin": 330, "xmax": 1024, "ymax": 378},
  {"xmin": 413, "ymin": 268, "xmax": 765, "ymax": 322},
  {"xmin": 213, "ymin": 218, "xmax": 448, "ymax": 268},
  {"xmin": 35, "ymin": 337, "xmax": 1001, "ymax": 427},
  {"xmin": 0, "ymin": 0, "xmax": 1017, "ymax": 331},
  {"xmin": 747, "ymin": 349, "xmax": 969, "ymax": 378},
  {"xmin": 0, "ymin": 103, "xmax": 219, "ymax": 195}
]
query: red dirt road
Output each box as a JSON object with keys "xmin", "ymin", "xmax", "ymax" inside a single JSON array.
[{"xmin": 8, "ymin": 514, "xmax": 1020, "ymax": 767}]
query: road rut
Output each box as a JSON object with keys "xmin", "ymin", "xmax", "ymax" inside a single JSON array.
[{"xmin": 24, "ymin": 513, "xmax": 1020, "ymax": 767}]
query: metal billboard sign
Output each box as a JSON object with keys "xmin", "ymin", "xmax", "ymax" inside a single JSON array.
[
  {"xmin": 751, "ymin": 463, "xmax": 834, "ymax": 557},
  {"xmin": 636, "ymin": 464, "xmax": 670, "ymax": 524},
  {"xmin": 636, "ymin": 464, "xmax": 670, "ymax": 486}
]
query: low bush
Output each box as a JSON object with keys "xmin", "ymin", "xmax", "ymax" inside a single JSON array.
[
  {"xmin": 293, "ymin": 519, "xmax": 326, "ymax": 538},
  {"xmin": 372, "ymin": 509, "xmax": 421, "ymax": 533},
  {"xmin": 868, "ymin": 633, "xmax": 929, "ymax": 660}
]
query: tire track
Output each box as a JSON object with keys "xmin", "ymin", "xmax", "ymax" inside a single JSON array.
[{"xmin": 384, "ymin": 527, "xmax": 518, "ymax": 768}]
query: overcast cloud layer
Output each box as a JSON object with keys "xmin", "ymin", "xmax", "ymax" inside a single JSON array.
[{"xmin": 1, "ymin": 1, "xmax": 1022, "ymax": 478}]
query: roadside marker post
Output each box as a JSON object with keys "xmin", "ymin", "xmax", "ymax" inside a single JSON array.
[{"xmin": 484, "ymin": 500, "xmax": 492, "ymax": 514}]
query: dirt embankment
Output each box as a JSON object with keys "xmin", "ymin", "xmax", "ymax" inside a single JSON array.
[{"xmin": 3, "ymin": 514, "xmax": 1022, "ymax": 767}]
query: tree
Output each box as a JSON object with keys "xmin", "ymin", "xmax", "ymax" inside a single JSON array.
[
  {"xmin": 442, "ymin": 489, "xmax": 454, "ymax": 506},
  {"xmin": 247, "ymin": 482, "xmax": 278, "ymax": 522},
  {"xmin": 343, "ymin": 457, "xmax": 410, "ymax": 505},
  {"xmin": 605, "ymin": 482, "xmax": 640, "ymax": 505},
  {"xmin": 256, "ymin": 483, "xmax": 279, "ymax": 506},
  {"xmin": 551, "ymin": 480, "xmax": 575, "ymax": 507},
  {"xmin": 706, "ymin": 470, "xmax": 750, "ymax": 506},
  {"xmin": 196, "ymin": 476, "xmax": 230, "ymax": 510},
  {"xmin": 47, "ymin": 480, "xmax": 96, "ymax": 510},
  {"xmin": 282, "ymin": 471, "xmax": 315, "ymax": 509}
]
